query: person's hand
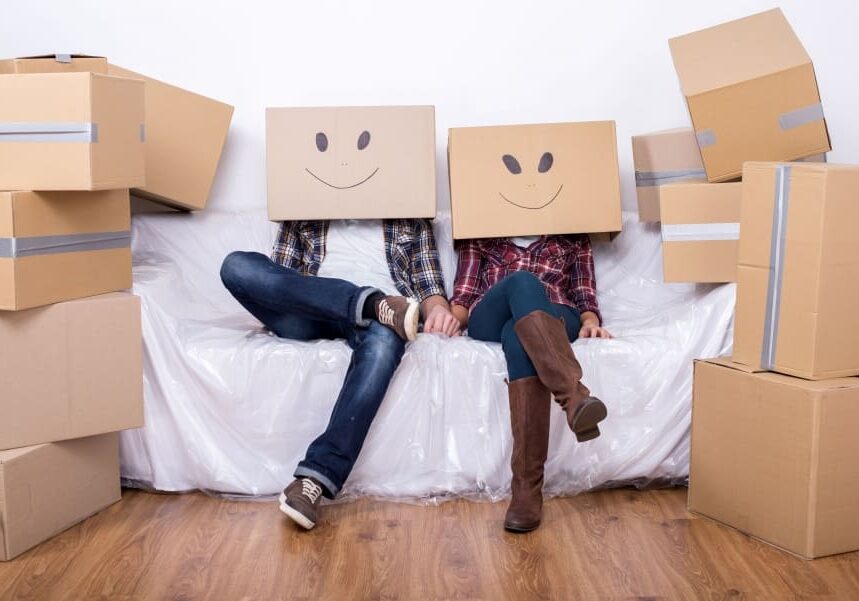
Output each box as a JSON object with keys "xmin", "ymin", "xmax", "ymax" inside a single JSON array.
[
  {"xmin": 423, "ymin": 304, "xmax": 462, "ymax": 337},
  {"xmin": 579, "ymin": 311, "xmax": 612, "ymax": 339}
]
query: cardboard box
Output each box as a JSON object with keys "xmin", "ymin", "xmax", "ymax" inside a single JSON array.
[
  {"xmin": 0, "ymin": 53, "xmax": 107, "ymax": 74},
  {"xmin": 632, "ymin": 127, "xmax": 706, "ymax": 222},
  {"xmin": 0, "ymin": 292, "xmax": 143, "ymax": 451},
  {"xmin": 0, "ymin": 189, "xmax": 132, "ymax": 311},
  {"xmin": 448, "ymin": 121, "xmax": 621, "ymax": 239},
  {"xmin": 0, "ymin": 55, "xmax": 233, "ymax": 210},
  {"xmin": 0, "ymin": 433, "xmax": 120, "ymax": 561},
  {"xmin": 689, "ymin": 358, "xmax": 859, "ymax": 559},
  {"xmin": 0, "ymin": 72, "xmax": 145, "ymax": 191},
  {"xmin": 660, "ymin": 182, "xmax": 741, "ymax": 283},
  {"xmin": 733, "ymin": 162, "xmax": 859, "ymax": 379},
  {"xmin": 266, "ymin": 106, "xmax": 436, "ymax": 220},
  {"xmin": 669, "ymin": 9, "xmax": 830, "ymax": 182},
  {"xmin": 107, "ymin": 65, "xmax": 234, "ymax": 211}
]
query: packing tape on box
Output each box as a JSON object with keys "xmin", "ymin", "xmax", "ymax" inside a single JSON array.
[
  {"xmin": 696, "ymin": 103, "xmax": 824, "ymax": 150},
  {"xmin": 761, "ymin": 165, "xmax": 792, "ymax": 370},
  {"xmin": 0, "ymin": 231, "xmax": 131, "ymax": 258},
  {"xmin": 661, "ymin": 222, "xmax": 739, "ymax": 242},
  {"xmin": 55, "ymin": 53, "xmax": 72, "ymax": 63},
  {"xmin": 635, "ymin": 169, "xmax": 707, "ymax": 187},
  {"xmin": 0, "ymin": 122, "xmax": 98, "ymax": 143},
  {"xmin": 779, "ymin": 103, "xmax": 825, "ymax": 131}
]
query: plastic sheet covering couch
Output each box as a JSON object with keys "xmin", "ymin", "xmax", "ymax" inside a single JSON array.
[{"xmin": 120, "ymin": 208, "xmax": 735, "ymax": 501}]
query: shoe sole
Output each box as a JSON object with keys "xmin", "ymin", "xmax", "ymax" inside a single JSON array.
[
  {"xmin": 504, "ymin": 520, "xmax": 541, "ymax": 533},
  {"xmin": 572, "ymin": 398, "xmax": 608, "ymax": 443},
  {"xmin": 278, "ymin": 492, "xmax": 316, "ymax": 530},
  {"xmin": 404, "ymin": 300, "xmax": 419, "ymax": 342}
]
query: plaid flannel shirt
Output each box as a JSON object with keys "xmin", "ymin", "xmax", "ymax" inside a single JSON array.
[
  {"xmin": 271, "ymin": 219, "xmax": 447, "ymax": 303},
  {"xmin": 451, "ymin": 235, "xmax": 602, "ymax": 323}
]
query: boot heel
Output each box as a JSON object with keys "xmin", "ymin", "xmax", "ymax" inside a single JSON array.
[
  {"xmin": 571, "ymin": 398, "xmax": 607, "ymax": 442},
  {"xmin": 575, "ymin": 426, "xmax": 601, "ymax": 443}
]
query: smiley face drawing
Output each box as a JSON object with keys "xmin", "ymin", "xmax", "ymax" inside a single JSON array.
[
  {"xmin": 497, "ymin": 151, "xmax": 563, "ymax": 210},
  {"xmin": 304, "ymin": 129, "xmax": 380, "ymax": 190},
  {"xmin": 266, "ymin": 106, "xmax": 437, "ymax": 221}
]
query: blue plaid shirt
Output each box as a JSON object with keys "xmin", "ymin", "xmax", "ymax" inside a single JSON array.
[{"xmin": 271, "ymin": 219, "xmax": 447, "ymax": 303}]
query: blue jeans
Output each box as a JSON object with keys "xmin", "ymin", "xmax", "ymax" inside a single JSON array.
[
  {"xmin": 468, "ymin": 271, "xmax": 580, "ymax": 381},
  {"xmin": 220, "ymin": 251, "xmax": 405, "ymax": 498}
]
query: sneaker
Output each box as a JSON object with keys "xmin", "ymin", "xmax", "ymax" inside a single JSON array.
[
  {"xmin": 279, "ymin": 477, "xmax": 324, "ymax": 530},
  {"xmin": 375, "ymin": 295, "xmax": 419, "ymax": 342}
]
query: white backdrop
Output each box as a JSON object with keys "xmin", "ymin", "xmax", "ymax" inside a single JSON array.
[{"xmin": 2, "ymin": 1, "xmax": 857, "ymax": 213}]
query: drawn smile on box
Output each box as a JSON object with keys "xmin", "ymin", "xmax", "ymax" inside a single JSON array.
[
  {"xmin": 305, "ymin": 167, "xmax": 379, "ymax": 190},
  {"xmin": 499, "ymin": 184, "xmax": 564, "ymax": 210}
]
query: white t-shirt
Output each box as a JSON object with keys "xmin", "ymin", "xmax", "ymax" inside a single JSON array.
[
  {"xmin": 510, "ymin": 235, "xmax": 540, "ymax": 249},
  {"xmin": 316, "ymin": 219, "xmax": 399, "ymax": 295}
]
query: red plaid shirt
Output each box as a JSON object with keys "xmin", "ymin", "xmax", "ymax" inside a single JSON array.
[{"xmin": 451, "ymin": 235, "xmax": 601, "ymax": 323}]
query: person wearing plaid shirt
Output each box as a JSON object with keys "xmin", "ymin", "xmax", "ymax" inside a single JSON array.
[
  {"xmin": 450, "ymin": 234, "xmax": 611, "ymax": 534},
  {"xmin": 220, "ymin": 217, "xmax": 459, "ymax": 530}
]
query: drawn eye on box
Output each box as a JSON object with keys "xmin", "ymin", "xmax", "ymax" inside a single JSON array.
[
  {"xmin": 498, "ymin": 151, "xmax": 562, "ymax": 210},
  {"xmin": 265, "ymin": 106, "xmax": 437, "ymax": 221}
]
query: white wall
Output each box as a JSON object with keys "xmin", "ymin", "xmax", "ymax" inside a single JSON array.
[{"xmin": 2, "ymin": 1, "xmax": 858, "ymax": 212}]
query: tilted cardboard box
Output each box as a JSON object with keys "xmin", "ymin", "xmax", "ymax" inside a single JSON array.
[
  {"xmin": 689, "ymin": 359, "xmax": 859, "ymax": 559},
  {"xmin": 0, "ymin": 433, "xmax": 120, "ymax": 561},
  {"xmin": 0, "ymin": 293, "xmax": 143, "ymax": 451},
  {"xmin": 449, "ymin": 121, "xmax": 621, "ymax": 239},
  {"xmin": 107, "ymin": 65, "xmax": 234, "ymax": 211},
  {"xmin": 266, "ymin": 106, "xmax": 437, "ymax": 220},
  {"xmin": 669, "ymin": 9, "xmax": 830, "ymax": 182},
  {"xmin": 632, "ymin": 127, "xmax": 706, "ymax": 222},
  {"xmin": 660, "ymin": 182, "xmax": 741, "ymax": 283},
  {"xmin": 0, "ymin": 189, "xmax": 132, "ymax": 311},
  {"xmin": 0, "ymin": 72, "xmax": 145, "ymax": 191},
  {"xmin": 0, "ymin": 54, "xmax": 234, "ymax": 210},
  {"xmin": 733, "ymin": 162, "xmax": 859, "ymax": 379}
]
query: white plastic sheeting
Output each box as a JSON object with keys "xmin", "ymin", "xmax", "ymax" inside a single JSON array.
[{"xmin": 121, "ymin": 208, "xmax": 735, "ymax": 501}]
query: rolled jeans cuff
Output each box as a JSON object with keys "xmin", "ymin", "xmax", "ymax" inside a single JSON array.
[{"xmin": 353, "ymin": 286, "xmax": 381, "ymax": 327}]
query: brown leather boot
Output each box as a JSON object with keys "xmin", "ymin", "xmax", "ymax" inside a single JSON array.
[
  {"xmin": 514, "ymin": 310, "xmax": 608, "ymax": 443},
  {"xmin": 504, "ymin": 376, "xmax": 551, "ymax": 533}
]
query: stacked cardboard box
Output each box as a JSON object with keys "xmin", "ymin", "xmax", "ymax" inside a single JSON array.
[
  {"xmin": 689, "ymin": 162, "xmax": 859, "ymax": 558},
  {"xmin": 0, "ymin": 63, "xmax": 145, "ymax": 560},
  {"xmin": 640, "ymin": 8, "xmax": 831, "ymax": 284},
  {"xmin": 659, "ymin": 11, "xmax": 859, "ymax": 558},
  {"xmin": 0, "ymin": 54, "xmax": 234, "ymax": 211}
]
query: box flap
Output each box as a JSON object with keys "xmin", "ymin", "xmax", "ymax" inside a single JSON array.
[
  {"xmin": 696, "ymin": 358, "xmax": 859, "ymax": 390},
  {"xmin": 17, "ymin": 53, "xmax": 105, "ymax": 61},
  {"xmin": 660, "ymin": 181, "xmax": 741, "ymax": 226},
  {"xmin": 669, "ymin": 9, "xmax": 811, "ymax": 97}
]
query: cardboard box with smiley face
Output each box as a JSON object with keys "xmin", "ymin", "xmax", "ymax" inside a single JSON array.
[
  {"xmin": 266, "ymin": 106, "xmax": 436, "ymax": 220},
  {"xmin": 448, "ymin": 121, "xmax": 622, "ymax": 239}
]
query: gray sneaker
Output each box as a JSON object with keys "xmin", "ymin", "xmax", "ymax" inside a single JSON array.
[{"xmin": 279, "ymin": 477, "xmax": 324, "ymax": 530}]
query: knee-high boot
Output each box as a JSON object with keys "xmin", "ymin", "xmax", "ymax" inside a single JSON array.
[
  {"xmin": 504, "ymin": 376, "xmax": 551, "ymax": 533},
  {"xmin": 514, "ymin": 310, "xmax": 608, "ymax": 442}
]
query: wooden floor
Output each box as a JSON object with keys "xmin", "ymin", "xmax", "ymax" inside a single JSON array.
[{"xmin": 1, "ymin": 488, "xmax": 858, "ymax": 601}]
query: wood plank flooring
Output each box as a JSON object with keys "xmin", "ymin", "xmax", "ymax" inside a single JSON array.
[{"xmin": 1, "ymin": 487, "xmax": 858, "ymax": 600}]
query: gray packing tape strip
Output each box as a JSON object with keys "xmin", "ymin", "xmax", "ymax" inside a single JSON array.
[
  {"xmin": 55, "ymin": 53, "xmax": 72, "ymax": 63},
  {"xmin": 779, "ymin": 103, "xmax": 825, "ymax": 131},
  {"xmin": 0, "ymin": 122, "xmax": 98, "ymax": 143},
  {"xmin": 0, "ymin": 230, "xmax": 130, "ymax": 258},
  {"xmin": 139, "ymin": 123, "xmax": 146, "ymax": 142},
  {"xmin": 696, "ymin": 129, "xmax": 717, "ymax": 149},
  {"xmin": 635, "ymin": 168, "xmax": 707, "ymax": 187},
  {"xmin": 661, "ymin": 222, "xmax": 740, "ymax": 242},
  {"xmin": 761, "ymin": 165, "xmax": 792, "ymax": 370}
]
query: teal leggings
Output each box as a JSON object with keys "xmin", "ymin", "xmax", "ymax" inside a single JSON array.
[{"xmin": 468, "ymin": 271, "xmax": 581, "ymax": 381}]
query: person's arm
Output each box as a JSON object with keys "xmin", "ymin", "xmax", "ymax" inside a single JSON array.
[
  {"xmin": 409, "ymin": 219, "xmax": 461, "ymax": 336},
  {"xmin": 449, "ymin": 239, "xmax": 484, "ymax": 330},
  {"xmin": 570, "ymin": 236, "xmax": 612, "ymax": 339}
]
